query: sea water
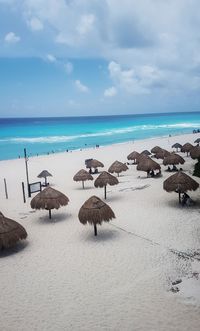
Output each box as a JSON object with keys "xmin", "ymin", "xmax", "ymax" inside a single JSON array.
[{"xmin": 0, "ymin": 112, "xmax": 200, "ymax": 160}]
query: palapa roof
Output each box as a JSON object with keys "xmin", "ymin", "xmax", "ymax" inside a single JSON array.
[
  {"xmin": 163, "ymin": 171, "xmax": 199, "ymax": 193},
  {"xmin": 137, "ymin": 154, "xmax": 149, "ymax": 163},
  {"xmin": 155, "ymin": 149, "xmax": 170, "ymax": 159},
  {"xmin": 78, "ymin": 195, "xmax": 115, "ymax": 225},
  {"xmin": 172, "ymin": 143, "xmax": 182, "ymax": 149},
  {"xmin": 137, "ymin": 158, "xmax": 161, "ymax": 172},
  {"xmin": 108, "ymin": 160, "xmax": 128, "ymax": 174},
  {"xmin": 0, "ymin": 212, "xmax": 27, "ymax": 249},
  {"xmin": 30, "ymin": 186, "xmax": 69, "ymax": 210},
  {"xmin": 163, "ymin": 153, "xmax": 185, "ymax": 166},
  {"xmin": 151, "ymin": 146, "xmax": 162, "ymax": 154},
  {"xmin": 141, "ymin": 150, "xmax": 151, "ymax": 156},
  {"xmin": 127, "ymin": 151, "xmax": 140, "ymax": 160},
  {"xmin": 37, "ymin": 170, "xmax": 52, "ymax": 178},
  {"xmin": 73, "ymin": 169, "xmax": 93, "ymax": 182},
  {"xmin": 181, "ymin": 143, "xmax": 194, "ymax": 152},
  {"xmin": 85, "ymin": 159, "xmax": 104, "ymax": 169},
  {"xmin": 194, "ymin": 138, "xmax": 200, "ymax": 143},
  {"xmin": 190, "ymin": 146, "xmax": 200, "ymax": 159},
  {"xmin": 94, "ymin": 171, "xmax": 119, "ymax": 188}
]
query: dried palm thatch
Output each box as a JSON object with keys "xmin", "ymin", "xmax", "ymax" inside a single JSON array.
[
  {"xmin": 38, "ymin": 170, "xmax": 52, "ymax": 186},
  {"xmin": 78, "ymin": 195, "xmax": 115, "ymax": 236},
  {"xmin": 163, "ymin": 153, "xmax": 185, "ymax": 166},
  {"xmin": 194, "ymin": 138, "xmax": 200, "ymax": 144},
  {"xmin": 190, "ymin": 146, "xmax": 200, "ymax": 159},
  {"xmin": 163, "ymin": 171, "xmax": 199, "ymax": 203},
  {"xmin": 155, "ymin": 149, "xmax": 170, "ymax": 159},
  {"xmin": 141, "ymin": 150, "xmax": 151, "ymax": 156},
  {"xmin": 137, "ymin": 158, "xmax": 161, "ymax": 177},
  {"xmin": 137, "ymin": 154, "xmax": 149, "ymax": 163},
  {"xmin": 127, "ymin": 151, "xmax": 140, "ymax": 163},
  {"xmin": 30, "ymin": 186, "xmax": 69, "ymax": 219},
  {"xmin": 151, "ymin": 146, "xmax": 162, "ymax": 154},
  {"xmin": 73, "ymin": 169, "xmax": 93, "ymax": 188},
  {"xmin": 94, "ymin": 171, "xmax": 119, "ymax": 199},
  {"xmin": 85, "ymin": 159, "xmax": 104, "ymax": 170},
  {"xmin": 0, "ymin": 212, "xmax": 27, "ymax": 250},
  {"xmin": 181, "ymin": 143, "xmax": 194, "ymax": 156},
  {"xmin": 172, "ymin": 143, "xmax": 182, "ymax": 152},
  {"xmin": 108, "ymin": 160, "xmax": 128, "ymax": 176}
]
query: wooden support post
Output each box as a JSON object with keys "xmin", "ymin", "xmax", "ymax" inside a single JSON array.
[
  {"xmin": 104, "ymin": 185, "xmax": 107, "ymax": 199},
  {"xmin": 22, "ymin": 182, "xmax": 26, "ymax": 203},
  {"xmin": 179, "ymin": 191, "xmax": 181, "ymax": 204},
  {"xmin": 4, "ymin": 178, "xmax": 8, "ymax": 199}
]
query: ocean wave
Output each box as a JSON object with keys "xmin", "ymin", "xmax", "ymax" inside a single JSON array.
[{"xmin": 0, "ymin": 122, "xmax": 199, "ymax": 143}]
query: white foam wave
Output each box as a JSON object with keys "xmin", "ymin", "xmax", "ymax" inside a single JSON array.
[{"xmin": 0, "ymin": 122, "xmax": 199, "ymax": 143}]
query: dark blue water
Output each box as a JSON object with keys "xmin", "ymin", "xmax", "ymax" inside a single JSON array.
[{"xmin": 0, "ymin": 112, "xmax": 200, "ymax": 160}]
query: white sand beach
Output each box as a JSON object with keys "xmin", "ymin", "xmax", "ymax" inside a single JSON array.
[{"xmin": 1, "ymin": 132, "xmax": 200, "ymax": 331}]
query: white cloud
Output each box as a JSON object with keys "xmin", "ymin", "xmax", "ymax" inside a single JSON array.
[
  {"xmin": 2, "ymin": 0, "xmax": 200, "ymax": 98},
  {"xmin": 64, "ymin": 62, "xmax": 73, "ymax": 74},
  {"xmin": 75, "ymin": 80, "xmax": 89, "ymax": 93},
  {"xmin": 45, "ymin": 54, "xmax": 73, "ymax": 75},
  {"xmin": 27, "ymin": 17, "xmax": 43, "ymax": 31},
  {"xmin": 108, "ymin": 61, "xmax": 148, "ymax": 94},
  {"xmin": 76, "ymin": 14, "xmax": 95, "ymax": 36},
  {"xmin": 68, "ymin": 99, "xmax": 79, "ymax": 107},
  {"xmin": 108, "ymin": 61, "xmax": 166, "ymax": 94},
  {"xmin": 4, "ymin": 32, "xmax": 20, "ymax": 44},
  {"xmin": 46, "ymin": 54, "xmax": 57, "ymax": 62},
  {"xmin": 104, "ymin": 86, "xmax": 117, "ymax": 97}
]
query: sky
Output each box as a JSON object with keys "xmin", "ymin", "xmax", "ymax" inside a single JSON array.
[{"xmin": 0, "ymin": 0, "xmax": 200, "ymax": 117}]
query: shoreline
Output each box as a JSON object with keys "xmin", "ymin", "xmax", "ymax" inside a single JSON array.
[{"xmin": 0, "ymin": 130, "xmax": 199, "ymax": 163}]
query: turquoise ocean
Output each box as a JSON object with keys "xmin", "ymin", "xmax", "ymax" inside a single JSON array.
[{"xmin": 0, "ymin": 112, "xmax": 200, "ymax": 161}]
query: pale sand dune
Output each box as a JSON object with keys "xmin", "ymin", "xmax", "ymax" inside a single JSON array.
[{"xmin": 0, "ymin": 132, "xmax": 200, "ymax": 331}]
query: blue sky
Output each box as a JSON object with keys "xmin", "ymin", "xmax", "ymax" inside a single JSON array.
[{"xmin": 0, "ymin": 0, "xmax": 200, "ymax": 117}]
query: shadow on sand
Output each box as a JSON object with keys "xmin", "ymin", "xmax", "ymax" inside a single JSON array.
[
  {"xmin": 37, "ymin": 212, "xmax": 70, "ymax": 224},
  {"xmin": 74, "ymin": 186, "xmax": 94, "ymax": 191},
  {"xmin": 83, "ymin": 227, "xmax": 120, "ymax": 242},
  {"xmin": 166, "ymin": 198, "xmax": 200, "ymax": 211},
  {"xmin": 0, "ymin": 241, "xmax": 28, "ymax": 258},
  {"xmin": 104, "ymin": 194, "xmax": 122, "ymax": 203}
]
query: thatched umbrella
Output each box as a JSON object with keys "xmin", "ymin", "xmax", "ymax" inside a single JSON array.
[
  {"xmin": 194, "ymin": 138, "xmax": 200, "ymax": 144},
  {"xmin": 151, "ymin": 146, "xmax": 162, "ymax": 154},
  {"xmin": 163, "ymin": 171, "xmax": 199, "ymax": 203},
  {"xmin": 137, "ymin": 158, "xmax": 161, "ymax": 177},
  {"xmin": 127, "ymin": 151, "xmax": 140, "ymax": 164},
  {"xmin": 155, "ymin": 149, "xmax": 170, "ymax": 159},
  {"xmin": 181, "ymin": 143, "xmax": 194, "ymax": 156},
  {"xmin": 78, "ymin": 195, "xmax": 115, "ymax": 236},
  {"xmin": 108, "ymin": 160, "xmax": 128, "ymax": 177},
  {"xmin": 163, "ymin": 153, "xmax": 185, "ymax": 169},
  {"xmin": 73, "ymin": 169, "xmax": 93, "ymax": 189},
  {"xmin": 0, "ymin": 212, "xmax": 27, "ymax": 250},
  {"xmin": 137, "ymin": 153, "xmax": 149, "ymax": 163},
  {"xmin": 30, "ymin": 186, "xmax": 69, "ymax": 219},
  {"xmin": 172, "ymin": 143, "xmax": 182, "ymax": 152},
  {"xmin": 190, "ymin": 146, "xmax": 200, "ymax": 159},
  {"xmin": 85, "ymin": 159, "xmax": 104, "ymax": 173},
  {"xmin": 141, "ymin": 150, "xmax": 151, "ymax": 156},
  {"xmin": 94, "ymin": 171, "xmax": 119, "ymax": 199},
  {"xmin": 37, "ymin": 170, "xmax": 52, "ymax": 186}
]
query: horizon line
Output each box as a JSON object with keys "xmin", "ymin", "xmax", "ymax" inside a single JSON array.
[{"xmin": 0, "ymin": 110, "xmax": 200, "ymax": 120}]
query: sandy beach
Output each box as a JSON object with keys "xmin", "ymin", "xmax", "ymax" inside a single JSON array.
[{"xmin": 1, "ymin": 132, "xmax": 200, "ymax": 331}]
